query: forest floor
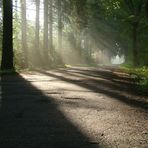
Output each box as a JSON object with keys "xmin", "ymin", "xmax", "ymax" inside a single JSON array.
[{"xmin": 0, "ymin": 66, "xmax": 148, "ymax": 148}]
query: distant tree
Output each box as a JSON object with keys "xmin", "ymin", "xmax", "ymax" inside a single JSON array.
[
  {"xmin": 21, "ymin": 0, "xmax": 28, "ymax": 67},
  {"xmin": 57, "ymin": 0, "xmax": 62, "ymax": 52},
  {"xmin": 1, "ymin": 0, "xmax": 14, "ymax": 70},
  {"xmin": 49, "ymin": 0, "xmax": 53, "ymax": 59},
  {"xmin": 43, "ymin": 0, "xmax": 49, "ymax": 64},
  {"xmin": 35, "ymin": 0, "xmax": 41, "ymax": 65}
]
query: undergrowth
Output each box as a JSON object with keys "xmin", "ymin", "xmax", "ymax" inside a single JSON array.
[{"xmin": 121, "ymin": 66, "xmax": 148, "ymax": 93}]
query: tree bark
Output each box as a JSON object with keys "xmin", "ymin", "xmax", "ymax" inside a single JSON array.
[{"xmin": 1, "ymin": 0, "xmax": 14, "ymax": 70}]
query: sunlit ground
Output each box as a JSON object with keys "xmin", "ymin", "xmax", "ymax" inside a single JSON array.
[{"xmin": 19, "ymin": 68, "xmax": 148, "ymax": 147}]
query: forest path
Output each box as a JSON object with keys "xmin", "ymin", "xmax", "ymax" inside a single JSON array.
[{"xmin": 0, "ymin": 67, "xmax": 148, "ymax": 148}]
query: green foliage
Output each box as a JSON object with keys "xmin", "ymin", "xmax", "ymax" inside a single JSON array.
[
  {"xmin": 64, "ymin": 0, "xmax": 88, "ymax": 31},
  {"xmin": 121, "ymin": 66, "xmax": 148, "ymax": 93}
]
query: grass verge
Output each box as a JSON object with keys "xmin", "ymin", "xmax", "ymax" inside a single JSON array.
[{"xmin": 121, "ymin": 66, "xmax": 148, "ymax": 94}]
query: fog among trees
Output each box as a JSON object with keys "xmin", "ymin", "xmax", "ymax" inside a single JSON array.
[{"xmin": 0, "ymin": 0, "xmax": 148, "ymax": 70}]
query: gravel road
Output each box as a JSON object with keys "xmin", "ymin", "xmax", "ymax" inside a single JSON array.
[{"xmin": 0, "ymin": 67, "xmax": 147, "ymax": 148}]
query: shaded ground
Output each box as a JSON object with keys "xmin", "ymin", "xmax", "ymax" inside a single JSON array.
[{"xmin": 0, "ymin": 67, "xmax": 148, "ymax": 148}]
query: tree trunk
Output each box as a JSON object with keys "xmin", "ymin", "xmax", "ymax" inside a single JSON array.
[
  {"xmin": 35, "ymin": 0, "xmax": 41, "ymax": 65},
  {"xmin": 21, "ymin": 0, "xmax": 28, "ymax": 68},
  {"xmin": 43, "ymin": 0, "xmax": 49, "ymax": 63},
  {"xmin": 132, "ymin": 23, "xmax": 138, "ymax": 66},
  {"xmin": 57, "ymin": 0, "xmax": 62, "ymax": 52},
  {"xmin": 1, "ymin": 0, "xmax": 14, "ymax": 70},
  {"xmin": 49, "ymin": 0, "xmax": 53, "ymax": 60}
]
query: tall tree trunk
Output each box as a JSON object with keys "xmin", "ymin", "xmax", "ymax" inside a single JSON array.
[
  {"xmin": 1, "ymin": 0, "xmax": 14, "ymax": 70},
  {"xmin": 57, "ymin": 0, "xmax": 62, "ymax": 52},
  {"xmin": 49, "ymin": 0, "xmax": 53, "ymax": 60},
  {"xmin": 132, "ymin": 23, "xmax": 138, "ymax": 66},
  {"xmin": 43, "ymin": 0, "xmax": 49, "ymax": 63},
  {"xmin": 35, "ymin": 0, "xmax": 40, "ymax": 65},
  {"xmin": 21, "ymin": 0, "xmax": 28, "ymax": 68}
]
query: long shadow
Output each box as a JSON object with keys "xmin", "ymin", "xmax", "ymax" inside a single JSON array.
[
  {"xmin": 58, "ymin": 68, "xmax": 147, "ymax": 97},
  {"xmin": 0, "ymin": 74, "xmax": 99, "ymax": 148},
  {"xmin": 58, "ymin": 69, "xmax": 145, "ymax": 97},
  {"xmin": 65, "ymin": 68, "xmax": 136, "ymax": 85},
  {"xmin": 37, "ymin": 70, "xmax": 148, "ymax": 110}
]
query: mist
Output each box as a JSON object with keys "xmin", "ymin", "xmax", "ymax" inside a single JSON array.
[{"xmin": 10, "ymin": 0, "xmax": 129, "ymax": 69}]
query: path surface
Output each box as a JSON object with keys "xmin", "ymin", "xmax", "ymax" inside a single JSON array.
[{"xmin": 0, "ymin": 67, "xmax": 148, "ymax": 148}]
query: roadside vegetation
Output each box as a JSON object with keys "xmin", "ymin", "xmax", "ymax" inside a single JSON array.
[{"xmin": 121, "ymin": 65, "xmax": 148, "ymax": 93}]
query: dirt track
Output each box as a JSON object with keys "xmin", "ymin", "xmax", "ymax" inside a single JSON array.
[{"xmin": 0, "ymin": 67, "xmax": 148, "ymax": 148}]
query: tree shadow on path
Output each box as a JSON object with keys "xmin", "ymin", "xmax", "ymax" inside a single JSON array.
[
  {"xmin": 0, "ymin": 74, "xmax": 99, "ymax": 148},
  {"xmin": 37, "ymin": 68, "xmax": 148, "ymax": 110}
]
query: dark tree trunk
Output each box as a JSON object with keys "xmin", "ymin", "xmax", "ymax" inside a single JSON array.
[
  {"xmin": 21, "ymin": 0, "xmax": 28, "ymax": 68},
  {"xmin": 1, "ymin": 0, "xmax": 14, "ymax": 70},
  {"xmin": 43, "ymin": 0, "xmax": 49, "ymax": 62},
  {"xmin": 124, "ymin": 0, "xmax": 145, "ymax": 66}
]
